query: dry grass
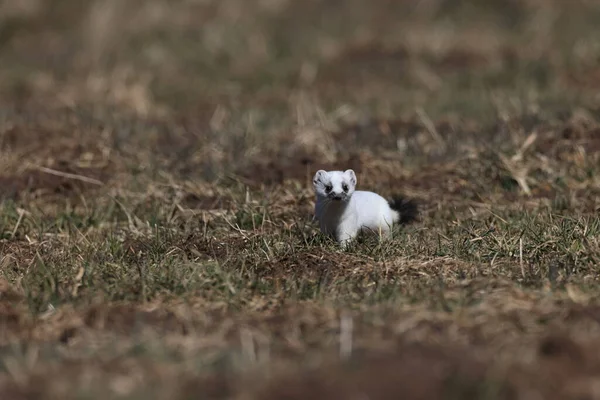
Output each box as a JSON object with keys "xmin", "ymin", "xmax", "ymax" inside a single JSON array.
[{"xmin": 1, "ymin": 0, "xmax": 600, "ymax": 399}]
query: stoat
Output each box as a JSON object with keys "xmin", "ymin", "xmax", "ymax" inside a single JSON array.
[{"xmin": 312, "ymin": 169, "xmax": 418, "ymax": 248}]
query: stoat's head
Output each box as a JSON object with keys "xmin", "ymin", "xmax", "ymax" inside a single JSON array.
[{"xmin": 312, "ymin": 169, "xmax": 356, "ymax": 202}]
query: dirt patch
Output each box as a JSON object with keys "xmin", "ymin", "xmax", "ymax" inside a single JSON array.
[
  {"xmin": 265, "ymin": 248, "xmax": 372, "ymax": 287},
  {"xmin": 0, "ymin": 302, "xmax": 24, "ymax": 335},
  {"xmin": 176, "ymin": 374, "xmax": 235, "ymax": 400},
  {"xmin": 0, "ymin": 279, "xmax": 29, "ymax": 344},
  {"xmin": 317, "ymin": 43, "xmax": 410, "ymax": 86},
  {"xmin": 434, "ymin": 48, "xmax": 495, "ymax": 70},
  {"xmin": 533, "ymin": 116, "xmax": 600, "ymax": 157},
  {"xmin": 0, "ymin": 278, "xmax": 24, "ymax": 303},
  {"xmin": 118, "ymin": 233, "xmax": 251, "ymax": 265},
  {"xmin": 335, "ymin": 118, "xmax": 420, "ymax": 154},
  {"xmin": 504, "ymin": 334, "xmax": 600, "ymax": 400},
  {"xmin": 316, "ymin": 42, "xmax": 503, "ymax": 93},
  {"xmin": 564, "ymin": 304, "xmax": 600, "ymax": 325},
  {"xmin": 564, "ymin": 67, "xmax": 600, "ymax": 90},
  {"xmin": 180, "ymin": 193, "xmax": 233, "ymax": 210},
  {"xmin": 0, "ymin": 108, "xmax": 121, "ymax": 201},
  {"xmin": 255, "ymin": 332, "xmax": 600, "ymax": 400},
  {"xmin": 236, "ymin": 152, "xmax": 363, "ymax": 187},
  {"xmin": 188, "ymin": 234, "xmax": 251, "ymax": 261},
  {"xmin": 0, "ymin": 356, "xmax": 236, "ymax": 400},
  {"xmin": 0, "ymin": 168, "xmax": 107, "ymax": 201},
  {"xmin": 82, "ymin": 303, "xmax": 189, "ymax": 335},
  {"xmin": 537, "ymin": 334, "xmax": 585, "ymax": 363},
  {"xmin": 559, "ymin": 122, "xmax": 600, "ymax": 154},
  {"xmin": 256, "ymin": 342, "xmax": 493, "ymax": 400},
  {"xmin": 333, "ymin": 115, "xmax": 482, "ymax": 161},
  {"xmin": 0, "ymin": 241, "xmax": 37, "ymax": 271}
]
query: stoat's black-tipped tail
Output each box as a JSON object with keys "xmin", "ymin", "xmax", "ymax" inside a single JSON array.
[{"xmin": 389, "ymin": 196, "xmax": 419, "ymax": 225}]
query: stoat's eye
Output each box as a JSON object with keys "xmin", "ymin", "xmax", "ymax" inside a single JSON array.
[
  {"xmin": 325, "ymin": 184, "xmax": 332, "ymax": 192},
  {"xmin": 342, "ymin": 183, "xmax": 348, "ymax": 192}
]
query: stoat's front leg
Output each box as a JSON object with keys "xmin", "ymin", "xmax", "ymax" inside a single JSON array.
[{"xmin": 336, "ymin": 220, "xmax": 359, "ymax": 249}]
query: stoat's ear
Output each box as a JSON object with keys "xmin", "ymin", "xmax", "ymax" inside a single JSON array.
[
  {"xmin": 313, "ymin": 170, "xmax": 327, "ymax": 185},
  {"xmin": 344, "ymin": 169, "xmax": 357, "ymax": 186}
]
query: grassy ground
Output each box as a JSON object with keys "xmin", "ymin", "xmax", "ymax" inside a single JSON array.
[{"xmin": 1, "ymin": 0, "xmax": 600, "ymax": 398}]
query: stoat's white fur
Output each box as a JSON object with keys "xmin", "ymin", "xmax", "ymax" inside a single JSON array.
[{"xmin": 312, "ymin": 169, "xmax": 417, "ymax": 248}]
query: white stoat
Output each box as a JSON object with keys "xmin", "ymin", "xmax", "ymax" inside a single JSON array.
[{"xmin": 312, "ymin": 169, "xmax": 418, "ymax": 248}]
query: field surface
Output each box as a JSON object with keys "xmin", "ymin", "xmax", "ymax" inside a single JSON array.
[{"xmin": 1, "ymin": 0, "xmax": 600, "ymax": 399}]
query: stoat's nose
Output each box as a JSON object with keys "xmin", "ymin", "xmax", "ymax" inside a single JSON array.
[{"xmin": 332, "ymin": 194, "xmax": 343, "ymax": 200}]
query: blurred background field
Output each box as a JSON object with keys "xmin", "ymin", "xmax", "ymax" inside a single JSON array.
[{"xmin": 1, "ymin": 1, "xmax": 600, "ymax": 399}]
